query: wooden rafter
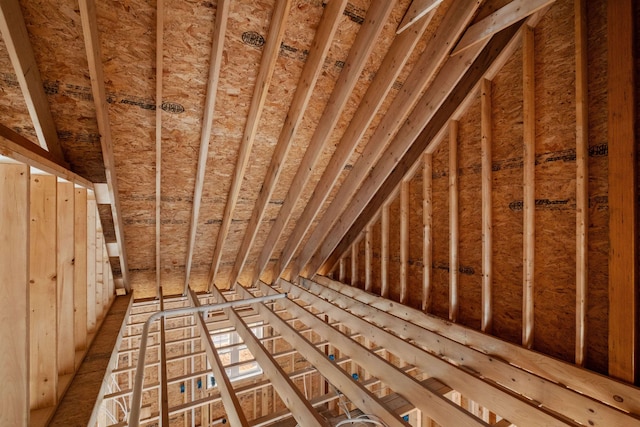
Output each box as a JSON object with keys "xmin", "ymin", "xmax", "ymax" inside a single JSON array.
[
  {"xmin": 204, "ymin": 0, "xmax": 291, "ymax": 290},
  {"xmin": 183, "ymin": 0, "xmax": 231, "ymax": 293},
  {"xmin": 0, "ymin": 0, "xmax": 65, "ymax": 163},
  {"xmin": 209, "ymin": 286, "xmax": 328, "ymax": 427},
  {"xmin": 306, "ymin": 276, "xmax": 640, "ymax": 426},
  {"xmin": 396, "ymin": 0, "xmax": 442, "ymax": 34},
  {"xmin": 273, "ymin": 5, "xmax": 433, "ymax": 284},
  {"xmin": 78, "ymin": 0, "xmax": 130, "ymax": 290},
  {"xmin": 251, "ymin": 0, "xmax": 395, "ymax": 287},
  {"xmin": 223, "ymin": 0, "xmax": 348, "ymax": 288},
  {"xmin": 282, "ymin": 278, "xmax": 573, "ymax": 426},
  {"xmin": 293, "ymin": 1, "xmax": 481, "ymax": 278},
  {"xmin": 451, "ymin": 0, "xmax": 555, "ymax": 56}
]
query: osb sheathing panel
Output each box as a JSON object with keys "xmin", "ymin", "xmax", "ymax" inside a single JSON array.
[{"xmin": 430, "ymin": 136, "xmax": 449, "ymax": 321}]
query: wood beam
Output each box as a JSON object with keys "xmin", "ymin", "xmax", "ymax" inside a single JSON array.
[
  {"xmin": 78, "ymin": 0, "xmax": 130, "ymax": 290},
  {"xmin": 522, "ymin": 25, "xmax": 535, "ymax": 350},
  {"xmin": 201, "ymin": 0, "xmax": 288, "ymax": 290},
  {"xmin": 422, "ymin": 153, "xmax": 432, "ymax": 312},
  {"xmin": 236, "ymin": 285, "xmax": 408, "ymax": 427},
  {"xmin": 339, "ymin": 257, "xmax": 346, "ymax": 283},
  {"xmin": 29, "ymin": 174, "xmax": 57, "ymax": 410},
  {"xmin": 574, "ymin": 0, "xmax": 588, "ymax": 366},
  {"xmin": 400, "ymin": 179, "xmax": 409, "ymax": 304},
  {"xmin": 480, "ymin": 78, "xmax": 493, "ymax": 333},
  {"xmin": 0, "ymin": 163, "xmax": 29, "ymax": 426},
  {"xmin": 188, "ymin": 289, "xmax": 249, "ymax": 426},
  {"xmin": 293, "ymin": 1, "xmax": 481, "ymax": 277},
  {"xmin": 0, "ymin": 0, "xmax": 65, "ymax": 162},
  {"xmin": 283, "ymin": 279, "xmax": 572, "ymax": 426},
  {"xmin": 225, "ymin": 0, "xmax": 348, "ymax": 288},
  {"xmin": 252, "ymin": 0, "xmax": 394, "ymax": 286},
  {"xmin": 351, "ymin": 240, "xmax": 359, "ymax": 287},
  {"xmin": 314, "ymin": 274, "xmax": 640, "ymax": 419},
  {"xmin": 274, "ymin": 11, "xmax": 433, "ymax": 284},
  {"xmin": 397, "ymin": 0, "xmax": 442, "ymax": 34},
  {"xmin": 381, "ymin": 203, "xmax": 390, "ymax": 298},
  {"xmin": 448, "ymin": 120, "xmax": 459, "ymax": 321},
  {"xmin": 209, "ymin": 286, "xmax": 328, "ymax": 427},
  {"xmin": 155, "ymin": 0, "xmax": 164, "ymax": 296},
  {"xmin": 74, "ymin": 187, "xmax": 88, "ymax": 357},
  {"xmin": 57, "ymin": 181, "xmax": 75, "ymax": 376},
  {"xmin": 452, "ymin": 0, "xmax": 555, "ymax": 56},
  {"xmin": 365, "ymin": 224, "xmax": 372, "ymax": 292},
  {"xmin": 607, "ymin": 0, "xmax": 636, "ymax": 383}
]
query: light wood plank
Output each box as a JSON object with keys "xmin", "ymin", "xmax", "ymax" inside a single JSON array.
[
  {"xmin": 155, "ymin": 0, "xmax": 164, "ymax": 295},
  {"xmin": 397, "ymin": 0, "xmax": 442, "ymax": 34},
  {"xmin": 480, "ymin": 78, "xmax": 493, "ymax": 333},
  {"xmin": 95, "ymin": 215, "xmax": 104, "ymax": 321},
  {"xmin": 522, "ymin": 25, "xmax": 535, "ymax": 349},
  {"xmin": 351, "ymin": 240, "xmax": 359, "ymax": 287},
  {"xmin": 201, "ymin": 0, "xmax": 288, "ymax": 290},
  {"xmin": 225, "ymin": 0, "xmax": 348, "ymax": 288},
  {"xmin": 87, "ymin": 194, "xmax": 97, "ymax": 333},
  {"xmin": 365, "ymin": 224, "xmax": 372, "ymax": 292},
  {"xmin": 422, "ymin": 153, "xmax": 432, "ymax": 312},
  {"xmin": 448, "ymin": 120, "xmax": 459, "ymax": 321},
  {"xmin": 284, "ymin": 279, "xmax": 571, "ymax": 426},
  {"xmin": 210, "ymin": 287, "xmax": 328, "ymax": 426},
  {"xmin": 188, "ymin": 289, "xmax": 249, "ymax": 426},
  {"xmin": 29, "ymin": 174, "xmax": 58, "ymax": 410},
  {"xmin": 607, "ymin": 0, "xmax": 636, "ymax": 382},
  {"xmin": 295, "ymin": 2, "xmax": 482, "ymax": 277},
  {"xmin": 574, "ymin": 0, "xmax": 588, "ymax": 366},
  {"xmin": 78, "ymin": 0, "xmax": 129, "ymax": 290},
  {"xmin": 275, "ymin": 10, "xmax": 433, "ymax": 281},
  {"xmin": 452, "ymin": 0, "xmax": 555, "ymax": 55},
  {"xmin": 0, "ymin": 0, "xmax": 65, "ymax": 162},
  {"xmin": 74, "ymin": 188, "xmax": 88, "ymax": 354},
  {"xmin": 339, "ymin": 257, "xmax": 346, "ymax": 283},
  {"xmin": 253, "ymin": 0, "xmax": 394, "ymax": 285},
  {"xmin": 400, "ymin": 180, "xmax": 409, "ymax": 304},
  {"xmin": 381, "ymin": 203, "xmax": 390, "ymax": 298},
  {"xmin": 57, "ymin": 181, "xmax": 75, "ymax": 376},
  {"xmin": 0, "ymin": 164, "xmax": 30, "ymax": 426},
  {"xmin": 0, "ymin": 125, "xmax": 90, "ymax": 188}
]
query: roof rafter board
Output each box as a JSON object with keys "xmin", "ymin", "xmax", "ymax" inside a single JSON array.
[
  {"xmin": 0, "ymin": 0, "xmax": 65, "ymax": 162},
  {"xmin": 220, "ymin": 0, "xmax": 350, "ymax": 288},
  {"xmin": 78, "ymin": 0, "xmax": 130, "ymax": 289},
  {"xmin": 251, "ymin": 0, "xmax": 397, "ymax": 285},
  {"xmin": 183, "ymin": 0, "xmax": 231, "ymax": 292},
  {"xmin": 286, "ymin": 0, "xmax": 483, "ymax": 278},
  {"xmin": 202, "ymin": 0, "xmax": 291, "ymax": 291}
]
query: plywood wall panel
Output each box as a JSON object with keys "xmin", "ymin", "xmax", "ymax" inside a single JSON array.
[
  {"xmin": 430, "ymin": 139, "xmax": 449, "ymax": 320},
  {"xmin": 490, "ymin": 44, "xmax": 523, "ymax": 345}
]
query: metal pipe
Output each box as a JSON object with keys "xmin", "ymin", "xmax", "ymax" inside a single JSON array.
[{"xmin": 128, "ymin": 292, "xmax": 287, "ymax": 427}]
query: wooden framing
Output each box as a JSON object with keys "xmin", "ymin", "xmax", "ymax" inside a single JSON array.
[
  {"xmin": 252, "ymin": 0, "xmax": 394, "ymax": 286},
  {"xmin": 87, "ymin": 193, "xmax": 97, "ymax": 333},
  {"xmin": 155, "ymin": 0, "xmax": 164, "ymax": 295},
  {"xmin": 381, "ymin": 203, "xmax": 390, "ymax": 298},
  {"xmin": 74, "ymin": 187, "xmax": 88, "ymax": 355},
  {"xmin": 274, "ymin": 9, "xmax": 433, "ymax": 281},
  {"xmin": 449, "ymin": 120, "xmax": 459, "ymax": 321},
  {"xmin": 227, "ymin": 0, "xmax": 348, "ymax": 288},
  {"xmin": 283, "ymin": 278, "xmax": 573, "ymax": 426},
  {"xmin": 0, "ymin": 163, "xmax": 29, "ymax": 426},
  {"xmin": 574, "ymin": 0, "xmax": 588, "ymax": 366},
  {"xmin": 209, "ymin": 286, "xmax": 328, "ymax": 426},
  {"xmin": 0, "ymin": 0, "xmax": 65, "ymax": 162},
  {"xmin": 607, "ymin": 0, "xmax": 636, "ymax": 383},
  {"xmin": 422, "ymin": 153, "xmax": 432, "ymax": 312},
  {"xmin": 235, "ymin": 285, "xmax": 407, "ymax": 427},
  {"xmin": 185, "ymin": 0, "xmax": 231, "ymax": 292},
  {"xmin": 351, "ymin": 240, "xmax": 359, "ymax": 287},
  {"xmin": 339, "ymin": 257, "xmax": 346, "ymax": 283},
  {"xmin": 396, "ymin": 0, "xmax": 441, "ymax": 34},
  {"xmin": 295, "ymin": 1, "xmax": 482, "ymax": 277},
  {"xmin": 78, "ymin": 0, "xmax": 130, "ymax": 290},
  {"xmin": 203, "ymin": 0, "xmax": 288, "ymax": 290},
  {"xmin": 452, "ymin": 0, "xmax": 555, "ymax": 55},
  {"xmin": 188, "ymin": 288, "xmax": 249, "ymax": 426},
  {"xmin": 365, "ymin": 224, "xmax": 372, "ymax": 292},
  {"xmin": 29, "ymin": 174, "xmax": 58, "ymax": 410},
  {"xmin": 57, "ymin": 181, "xmax": 75, "ymax": 376},
  {"xmin": 307, "ymin": 276, "xmax": 640, "ymax": 426},
  {"xmin": 158, "ymin": 288, "xmax": 169, "ymax": 427},
  {"xmin": 480, "ymin": 78, "xmax": 493, "ymax": 333},
  {"xmin": 400, "ymin": 180, "xmax": 409, "ymax": 304},
  {"xmin": 522, "ymin": 25, "xmax": 535, "ymax": 349}
]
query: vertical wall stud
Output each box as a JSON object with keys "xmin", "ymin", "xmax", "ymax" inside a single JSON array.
[
  {"xmin": 423, "ymin": 153, "xmax": 432, "ymax": 312},
  {"xmin": 57, "ymin": 180, "xmax": 75, "ymax": 376},
  {"xmin": 87, "ymin": 192, "xmax": 97, "ymax": 333},
  {"xmin": 481, "ymin": 78, "xmax": 493, "ymax": 333},
  {"xmin": 381, "ymin": 203, "xmax": 390, "ymax": 298},
  {"xmin": 365, "ymin": 224, "xmax": 372, "ymax": 292},
  {"xmin": 74, "ymin": 187, "xmax": 88, "ymax": 357},
  {"xmin": 400, "ymin": 180, "xmax": 409, "ymax": 304},
  {"xmin": 449, "ymin": 120, "xmax": 459, "ymax": 322}
]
